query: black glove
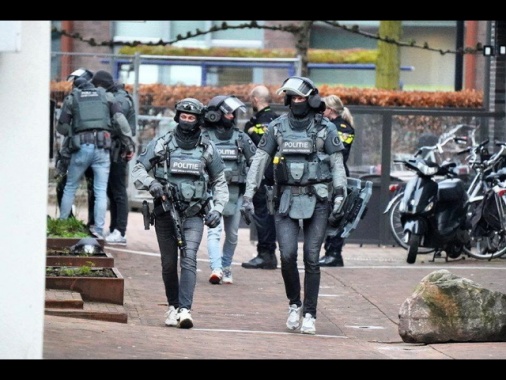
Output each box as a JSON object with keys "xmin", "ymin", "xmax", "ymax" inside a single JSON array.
[
  {"xmin": 205, "ymin": 210, "xmax": 221, "ymax": 228},
  {"xmin": 149, "ymin": 180, "xmax": 165, "ymax": 199}
]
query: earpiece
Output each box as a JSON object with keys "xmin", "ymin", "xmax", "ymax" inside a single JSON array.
[{"xmin": 205, "ymin": 109, "xmax": 222, "ymax": 123}]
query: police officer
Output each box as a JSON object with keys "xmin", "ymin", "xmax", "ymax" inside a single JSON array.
[
  {"xmin": 241, "ymin": 76, "xmax": 348, "ymax": 335},
  {"xmin": 131, "ymin": 98, "xmax": 229, "ymax": 329},
  {"xmin": 55, "ymin": 68, "xmax": 95, "ymax": 221},
  {"xmin": 90, "ymin": 70, "xmax": 136, "ymax": 246},
  {"xmin": 202, "ymin": 95, "xmax": 257, "ymax": 284},
  {"xmin": 319, "ymin": 95, "xmax": 356, "ymax": 267},
  {"xmin": 57, "ymin": 72, "xmax": 133, "ymax": 239},
  {"xmin": 241, "ymin": 85, "xmax": 279, "ymax": 270}
]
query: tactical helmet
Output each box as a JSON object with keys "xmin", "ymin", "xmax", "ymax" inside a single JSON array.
[
  {"xmin": 67, "ymin": 67, "xmax": 94, "ymax": 82},
  {"xmin": 205, "ymin": 95, "xmax": 246, "ymax": 123},
  {"xmin": 174, "ymin": 98, "xmax": 206, "ymax": 129},
  {"xmin": 276, "ymin": 76, "xmax": 324, "ymax": 111}
]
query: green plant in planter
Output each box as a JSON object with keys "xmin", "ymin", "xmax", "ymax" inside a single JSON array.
[
  {"xmin": 46, "ymin": 262, "xmax": 117, "ymax": 277},
  {"xmin": 46, "ymin": 216, "xmax": 89, "ymax": 238}
]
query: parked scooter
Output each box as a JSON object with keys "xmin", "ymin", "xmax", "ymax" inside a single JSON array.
[{"xmin": 395, "ymin": 157, "xmax": 470, "ymax": 264}]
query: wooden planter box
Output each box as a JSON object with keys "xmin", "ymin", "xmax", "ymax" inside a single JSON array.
[
  {"xmin": 45, "ymin": 267, "xmax": 124, "ymax": 305},
  {"xmin": 47, "ymin": 237, "xmax": 105, "ymax": 250},
  {"xmin": 46, "ymin": 250, "xmax": 114, "ymax": 268}
]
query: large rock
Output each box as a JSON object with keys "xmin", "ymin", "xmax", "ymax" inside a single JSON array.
[{"xmin": 399, "ymin": 269, "xmax": 506, "ymax": 343}]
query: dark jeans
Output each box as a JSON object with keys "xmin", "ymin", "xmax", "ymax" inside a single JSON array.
[
  {"xmin": 252, "ymin": 183, "xmax": 277, "ymax": 253},
  {"xmin": 275, "ymin": 199, "xmax": 329, "ymax": 319},
  {"xmin": 324, "ymin": 234, "xmax": 345, "ymax": 254},
  {"xmin": 155, "ymin": 212, "xmax": 204, "ymax": 310},
  {"xmin": 88, "ymin": 159, "xmax": 129, "ymax": 235}
]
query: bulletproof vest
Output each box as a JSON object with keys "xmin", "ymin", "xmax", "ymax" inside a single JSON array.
[
  {"xmin": 273, "ymin": 116, "xmax": 332, "ymax": 186},
  {"xmin": 204, "ymin": 128, "xmax": 248, "ymax": 185},
  {"xmin": 153, "ymin": 133, "xmax": 210, "ymax": 215},
  {"xmin": 71, "ymin": 87, "xmax": 112, "ymax": 133},
  {"xmin": 114, "ymin": 88, "xmax": 136, "ymax": 136}
]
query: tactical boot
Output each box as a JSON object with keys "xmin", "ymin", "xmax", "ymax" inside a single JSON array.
[
  {"xmin": 319, "ymin": 251, "xmax": 344, "ymax": 267},
  {"xmin": 242, "ymin": 251, "xmax": 277, "ymax": 269}
]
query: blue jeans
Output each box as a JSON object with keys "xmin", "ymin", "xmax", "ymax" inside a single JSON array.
[
  {"xmin": 276, "ymin": 199, "xmax": 329, "ymax": 319},
  {"xmin": 207, "ymin": 196, "xmax": 243, "ymax": 270},
  {"xmin": 155, "ymin": 213, "xmax": 204, "ymax": 310},
  {"xmin": 59, "ymin": 143, "xmax": 110, "ymax": 236}
]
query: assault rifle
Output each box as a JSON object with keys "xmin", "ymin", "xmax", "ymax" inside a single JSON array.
[{"xmin": 141, "ymin": 184, "xmax": 187, "ymax": 258}]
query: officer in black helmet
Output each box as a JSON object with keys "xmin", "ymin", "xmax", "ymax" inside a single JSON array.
[
  {"xmin": 241, "ymin": 76, "xmax": 348, "ymax": 335},
  {"xmin": 55, "ymin": 68, "xmax": 96, "ymax": 221},
  {"xmin": 57, "ymin": 68, "xmax": 134, "ymax": 240},
  {"xmin": 201, "ymin": 95, "xmax": 257, "ymax": 285},
  {"xmin": 131, "ymin": 97, "xmax": 229, "ymax": 329}
]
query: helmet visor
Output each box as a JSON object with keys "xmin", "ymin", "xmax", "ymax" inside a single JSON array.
[
  {"xmin": 276, "ymin": 77, "xmax": 313, "ymax": 97},
  {"xmin": 177, "ymin": 100, "xmax": 203, "ymax": 115},
  {"xmin": 219, "ymin": 97, "xmax": 246, "ymax": 115}
]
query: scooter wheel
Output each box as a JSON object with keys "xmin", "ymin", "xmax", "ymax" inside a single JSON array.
[{"xmin": 407, "ymin": 234, "xmax": 420, "ymax": 264}]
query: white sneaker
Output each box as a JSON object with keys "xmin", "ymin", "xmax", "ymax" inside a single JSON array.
[
  {"xmin": 301, "ymin": 313, "xmax": 316, "ymax": 335},
  {"xmin": 209, "ymin": 268, "xmax": 223, "ymax": 284},
  {"xmin": 286, "ymin": 304, "xmax": 301, "ymax": 330},
  {"xmin": 165, "ymin": 305, "xmax": 178, "ymax": 327},
  {"xmin": 177, "ymin": 308, "xmax": 193, "ymax": 329},
  {"xmin": 222, "ymin": 266, "xmax": 233, "ymax": 284},
  {"xmin": 105, "ymin": 229, "xmax": 127, "ymax": 245}
]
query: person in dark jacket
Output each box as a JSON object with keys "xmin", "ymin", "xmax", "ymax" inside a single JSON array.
[
  {"xmin": 90, "ymin": 70, "xmax": 136, "ymax": 245},
  {"xmin": 241, "ymin": 85, "xmax": 279, "ymax": 270},
  {"xmin": 319, "ymin": 95, "xmax": 355, "ymax": 267}
]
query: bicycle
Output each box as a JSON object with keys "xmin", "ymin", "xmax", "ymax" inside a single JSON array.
[{"xmin": 462, "ymin": 141, "xmax": 506, "ymax": 259}]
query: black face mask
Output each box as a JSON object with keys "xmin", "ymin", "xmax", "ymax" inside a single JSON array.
[
  {"xmin": 290, "ymin": 99, "xmax": 311, "ymax": 118},
  {"xmin": 179, "ymin": 120, "xmax": 198, "ymax": 133},
  {"xmin": 221, "ymin": 115, "xmax": 235, "ymax": 129}
]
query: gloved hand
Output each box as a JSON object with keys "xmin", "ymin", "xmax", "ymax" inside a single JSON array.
[
  {"xmin": 205, "ymin": 210, "xmax": 221, "ymax": 228},
  {"xmin": 241, "ymin": 196, "xmax": 254, "ymax": 215},
  {"xmin": 149, "ymin": 180, "xmax": 165, "ymax": 199},
  {"xmin": 122, "ymin": 142, "xmax": 135, "ymax": 162},
  {"xmin": 332, "ymin": 195, "xmax": 345, "ymax": 216}
]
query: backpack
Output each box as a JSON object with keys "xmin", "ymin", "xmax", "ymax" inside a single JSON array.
[{"xmin": 470, "ymin": 189, "xmax": 502, "ymax": 238}]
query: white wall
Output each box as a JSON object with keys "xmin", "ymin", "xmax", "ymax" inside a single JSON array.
[{"xmin": 0, "ymin": 21, "xmax": 50, "ymax": 359}]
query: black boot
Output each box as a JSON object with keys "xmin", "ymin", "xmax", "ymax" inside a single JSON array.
[
  {"xmin": 319, "ymin": 251, "xmax": 344, "ymax": 267},
  {"xmin": 242, "ymin": 251, "xmax": 278, "ymax": 269}
]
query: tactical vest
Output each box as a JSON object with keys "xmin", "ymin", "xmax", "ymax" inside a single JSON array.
[
  {"xmin": 114, "ymin": 88, "xmax": 136, "ymax": 136},
  {"xmin": 273, "ymin": 116, "xmax": 333, "ymax": 186},
  {"xmin": 205, "ymin": 128, "xmax": 248, "ymax": 185},
  {"xmin": 71, "ymin": 87, "xmax": 112, "ymax": 133},
  {"xmin": 153, "ymin": 133, "xmax": 211, "ymax": 217}
]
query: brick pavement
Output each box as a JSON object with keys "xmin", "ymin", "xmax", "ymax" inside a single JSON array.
[{"xmin": 43, "ymin": 209, "xmax": 506, "ymax": 359}]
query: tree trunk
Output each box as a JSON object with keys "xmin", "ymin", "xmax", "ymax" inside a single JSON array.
[
  {"xmin": 375, "ymin": 21, "xmax": 402, "ymax": 90},
  {"xmin": 294, "ymin": 21, "xmax": 314, "ymax": 77}
]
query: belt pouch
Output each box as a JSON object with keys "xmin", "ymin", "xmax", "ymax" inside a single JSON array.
[
  {"xmin": 278, "ymin": 188, "xmax": 291, "ymax": 217},
  {"xmin": 69, "ymin": 135, "xmax": 81, "ymax": 152}
]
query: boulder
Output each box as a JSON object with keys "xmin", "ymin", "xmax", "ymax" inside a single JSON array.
[{"xmin": 399, "ymin": 269, "xmax": 506, "ymax": 343}]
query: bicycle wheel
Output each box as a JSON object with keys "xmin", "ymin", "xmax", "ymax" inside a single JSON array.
[
  {"xmin": 463, "ymin": 199, "xmax": 506, "ymax": 259},
  {"xmin": 388, "ymin": 194, "xmax": 435, "ymax": 253}
]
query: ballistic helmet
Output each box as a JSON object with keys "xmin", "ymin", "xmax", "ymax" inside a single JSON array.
[
  {"xmin": 205, "ymin": 95, "xmax": 246, "ymax": 124},
  {"xmin": 276, "ymin": 76, "xmax": 324, "ymax": 111},
  {"xmin": 67, "ymin": 67, "xmax": 94, "ymax": 82}
]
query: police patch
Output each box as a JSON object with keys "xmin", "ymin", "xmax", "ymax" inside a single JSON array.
[
  {"xmin": 332, "ymin": 136, "xmax": 341, "ymax": 146},
  {"xmin": 139, "ymin": 147, "xmax": 148, "ymax": 156},
  {"xmin": 258, "ymin": 133, "xmax": 268, "ymax": 148}
]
